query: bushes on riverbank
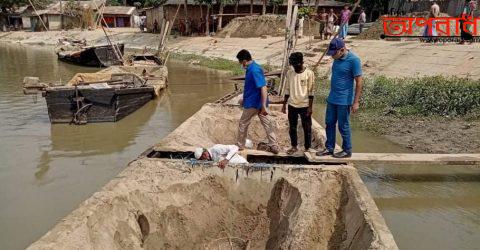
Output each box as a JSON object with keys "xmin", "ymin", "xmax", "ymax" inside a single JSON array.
[
  {"xmin": 316, "ymin": 75, "xmax": 480, "ymax": 119},
  {"xmin": 361, "ymin": 76, "xmax": 480, "ymax": 118},
  {"xmin": 169, "ymin": 53, "xmax": 275, "ymax": 76}
]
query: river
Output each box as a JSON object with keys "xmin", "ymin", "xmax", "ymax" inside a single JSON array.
[{"xmin": 0, "ymin": 43, "xmax": 478, "ymax": 250}]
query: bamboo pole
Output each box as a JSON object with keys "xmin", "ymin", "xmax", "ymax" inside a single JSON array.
[
  {"xmin": 159, "ymin": 21, "xmax": 170, "ymax": 53},
  {"xmin": 91, "ymin": 0, "xmax": 123, "ymax": 63},
  {"xmin": 278, "ymin": 2, "xmax": 298, "ymax": 96},
  {"xmin": 28, "ymin": 0, "xmax": 48, "ymax": 31},
  {"xmin": 158, "ymin": 3, "xmax": 182, "ymax": 54},
  {"xmin": 278, "ymin": 0, "xmax": 294, "ymax": 96},
  {"xmin": 157, "ymin": 18, "xmax": 167, "ymax": 50}
]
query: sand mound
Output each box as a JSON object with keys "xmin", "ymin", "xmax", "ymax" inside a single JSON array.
[
  {"xmin": 154, "ymin": 103, "xmax": 327, "ymax": 152},
  {"xmin": 28, "ymin": 159, "xmax": 396, "ymax": 249},
  {"xmin": 217, "ymin": 15, "xmax": 320, "ymax": 38}
]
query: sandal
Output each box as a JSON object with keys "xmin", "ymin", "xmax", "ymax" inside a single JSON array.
[{"xmin": 287, "ymin": 147, "xmax": 298, "ymax": 155}]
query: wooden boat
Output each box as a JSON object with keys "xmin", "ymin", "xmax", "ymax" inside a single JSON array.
[
  {"xmin": 125, "ymin": 53, "xmax": 163, "ymax": 66},
  {"xmin": 23, "ymin": 73, "xmax": 155, "ymax": 124},
  {"xmin": 55, "ymin": 39, "xmax": 125, "ymax": 67},
  {"xmin": 99, "ymin": 53, "xmax": 168, "ymax": 97}
]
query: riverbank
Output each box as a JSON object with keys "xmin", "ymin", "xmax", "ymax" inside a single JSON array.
[
  {"xmin": 2, "ymin": 29, "xmax": 479, "ymax": 153},
  {"xmin": 3, "ymin": 29, "xmax": 480, "ymax": 78}
]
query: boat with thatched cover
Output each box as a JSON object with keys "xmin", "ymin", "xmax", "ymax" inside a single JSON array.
[{"xmin": 23, "ymin": 73, "xmax": 156, "ymax": 124}]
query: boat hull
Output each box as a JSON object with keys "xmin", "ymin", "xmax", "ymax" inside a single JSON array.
[
  {"xmin": 57, "ymin": 44, "xmax": 125, "ymax": 67},
  {"xmin": 44, "ymin": 87, "xmax": 154, "ymax": 123}
]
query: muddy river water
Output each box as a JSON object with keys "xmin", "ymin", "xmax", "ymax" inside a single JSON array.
[{"xmin": 0, "ymin": 43, "xmax": 479, "ymax": 250}]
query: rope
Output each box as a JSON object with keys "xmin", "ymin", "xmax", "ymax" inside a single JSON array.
[{"xmin": 28, "ymin": 0, "xmax": 48, "ymax": 31}]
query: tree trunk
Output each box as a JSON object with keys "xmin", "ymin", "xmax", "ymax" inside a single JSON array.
[
  {"xmin": 315, "ymin": 0, "xmax": 319, "ymax": 13},
  {"xmin": 250, "ymin": 0, "xmax": 253, "ymax": 14},
  {"xmin": 235, "ymin": 2, "xmax": 239, "ymax": 14},
  {"xmin": 262, "ymin": 0, "xmax": 266, "ymax": 15},
  {"xmin": 206, "ymin": 5, "xmax": 210, "ymax": 35},
  {"xmin": 200, "ymin": 3, "xmax": 203, "ymax": 18},
  {"xmin": 184, "ymin": 0, "xmax": 189, "ymax": 35},
  {"xmin": 217, "ymin": 2, "xmax": 224, "ymax": 31}
]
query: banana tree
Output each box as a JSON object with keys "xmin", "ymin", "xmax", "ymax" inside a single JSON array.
[
  {"xmin": 203, "ymin": 0, "xmax": 214, "ymax": 35},
  {"xmin": 184, "ymin": 0, "xmax": 189, "ymax": 35},
  {"xmin": 217, "ymin": 0, "xmax": 233, "ymax": 31},
  {"xmin": 233, "ymin": 0, "xmax": 240, "ymax": 14}
]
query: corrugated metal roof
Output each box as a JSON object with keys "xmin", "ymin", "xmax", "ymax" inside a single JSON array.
[{"xmin": 102, "ymin": 6, "xmax": 136, "ymax": 15}]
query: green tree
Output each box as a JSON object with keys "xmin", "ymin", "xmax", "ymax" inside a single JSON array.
[
  {"xmin": 106, "ymin": 0, "xmax": 122, "ymax": 6},
  {"xmin": 0, "ymin": 0, "xmax": 50, "ymax": 12},
  {"xmin": 144, "ymin": 0, "xmax": 167, "ymax": 7},
  {"xmin": 269, "ymin": 0, "xmax": 282, "ymax": 14},
  {"xmin": 298, "ymin": 6, "xmax": 314, "ymax": 18}
]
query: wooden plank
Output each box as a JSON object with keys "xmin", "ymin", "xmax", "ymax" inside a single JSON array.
[{"xmin": 305, "ymin": 152, "xmax": 480, "ymax": 166}]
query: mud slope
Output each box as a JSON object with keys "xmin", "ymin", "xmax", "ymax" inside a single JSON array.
[{"xmin": 28, "ymin": 160, "xmax": 397, "ymax": 249}]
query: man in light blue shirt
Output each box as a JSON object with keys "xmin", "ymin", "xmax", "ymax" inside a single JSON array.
[{"xmin": 317, "ymin": 38, "xmax": 363, "ymax": 158}]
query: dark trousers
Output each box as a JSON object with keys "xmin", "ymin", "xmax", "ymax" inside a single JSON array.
[
  {"xmin": 288, "ymin": 105, "xmax": 312, "ymax": 150},
  {"xmin": 325, "ymin": 102, "xmax": 352, "ymax": 153}
]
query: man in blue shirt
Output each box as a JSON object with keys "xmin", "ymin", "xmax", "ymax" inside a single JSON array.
[
  {"xmin": 317, "ymin": 38, "xmax": 363, "ymax": 158},
  {"xmin": 236, "ymin": 49, "xmax": 279, "ymax": 154}
]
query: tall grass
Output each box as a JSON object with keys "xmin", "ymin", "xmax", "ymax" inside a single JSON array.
[
  {"xmin": 316, "ymin": 75, "xmax": 480, "ymax": 118},
  {"xmin": 170, "ymin": 53, "xmax": 276, "ymax": 76}
]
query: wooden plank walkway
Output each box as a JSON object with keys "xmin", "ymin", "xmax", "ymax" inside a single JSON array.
[{"xmin": 305, "ymin": 152, "xmax": 480, "ymax": 165}]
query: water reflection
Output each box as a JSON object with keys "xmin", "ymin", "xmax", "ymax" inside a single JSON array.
[{"xmin": 0, "ymin": 43, "xmax": 234, "ymax": 250}]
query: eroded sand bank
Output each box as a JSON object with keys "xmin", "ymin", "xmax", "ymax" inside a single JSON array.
[
  {"xmin": 28, "ymin": 102, "xmax": 397, "ymax": 249},
  {"xmin": 28, "ymin": 159, "xmax": 396, "ymax": 249}
]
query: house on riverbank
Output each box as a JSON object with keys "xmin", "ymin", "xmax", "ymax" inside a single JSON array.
[
  {"xmin": 28, "ymin": 0, "xmax": 105, "ymax": 31},
  {"xmin": 0, "ymin": 6, "xmax": 33, "ymax": 31},
  {"xmin": 102, "ymin": 6, "xmax": 138, "ymax": 28}
]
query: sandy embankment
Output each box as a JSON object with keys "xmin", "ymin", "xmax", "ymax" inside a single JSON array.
[
  {"xmin": 28, "ymin": 102, "xmax": 397, "ymax": 249},
  {"xmin": 28, "ymin": 159, "xmax": 397, "ymax": 249}
]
